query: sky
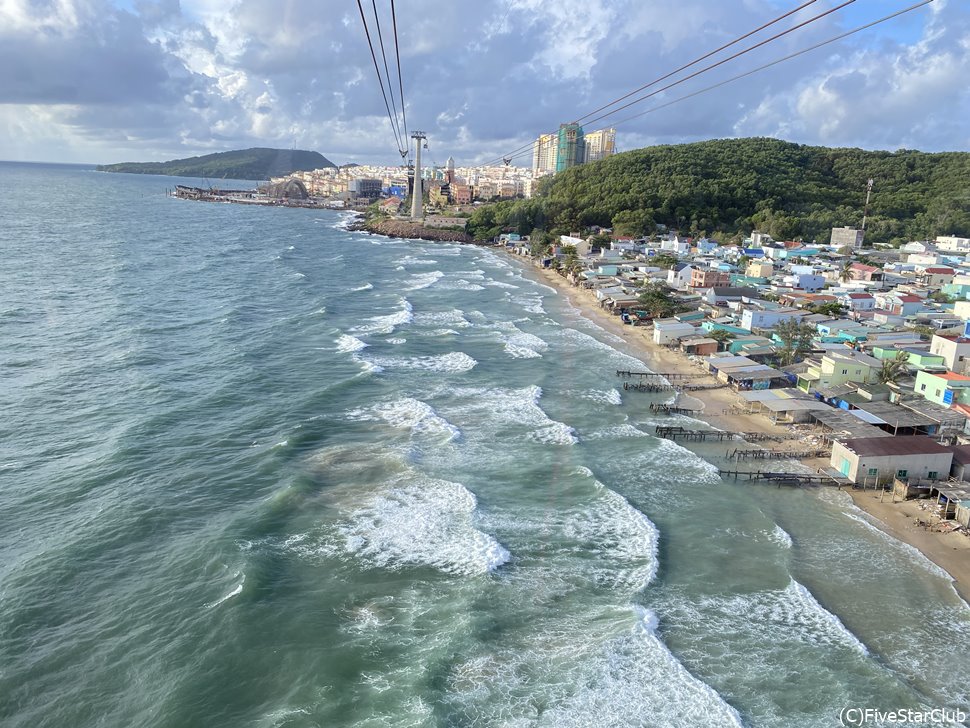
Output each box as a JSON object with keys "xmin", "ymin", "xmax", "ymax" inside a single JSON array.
[{"xmin": 0, "ymin": 0, "xmax": 967, "ymax": 166}]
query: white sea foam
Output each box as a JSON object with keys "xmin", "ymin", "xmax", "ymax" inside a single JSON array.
[
  {"xmin": 484, "ymin": 280, "xmax": 519, "ymax": 289},
  {"xmin": 445, "ymin": 604, "xmax": 743, "ymax": 728},
  {"xmin": 436, "ymin": 279, "xmax": 485, "ymax": 291},
  {"xmin": 402, "ymin": 270, "xmax": 444, "ymax": 291},
  {"xmin": 769, "ymin": 523, "xmax": 794, "ymax": 549},
  {"xmin": 365, "ymin": 351, "xmax": 478, "ymax": 373},
  {"xmin": 573, "ymin": 485, "xmax": 659, "ymax": 591},
  {"xmin": 843, "ymin": 511, "xmax": 953, "ymax": 580},
  {"xmin": 450, "ymin": 385, "xmax": 577, "ymax": 446},
  {"xmin": 413, "ymin": 309, "xmax": 471, "ymax": 328},
  {"xmin": 528, "ymin": 421, "xmax": 579, "ymax": 445},
  {"xmin": 534, "ymin": 607, "xmax": 745, "ymax": 728},
  {"xmin": 583, "ymin": 424, "xmax": 650, "ymax": 440},
  {"xmin": 351, "ymin": 297, "xmax": 413, "ymax": 335},
  {"xmin": 668, "ymin": 579, "xmax": 868, "ymax": 656},
  {"xmin": 571, "ymin": 388, "xmax": 623, "ymax": 406},
  {"xmin": 349, "ymin": 282, "xmax": 374, "ymax": 292},
  {"xmin": 335, "ymin": 334, "xmax": 367, "ymax": 353},
  {"xmin": 205, "ymin": 573, "xmax": 245, "ymax": 609},
  {"xmin": 337, "ymin": 475, "xmax": 510, "ymax": 576},
  {"xmin": 504, "ymin": 343, "xmax": 543, "ymax": 359},
  {"xmin": 397, "ymin": 255, "xmax": 438, "ymax": 266},
  {"xmin": 346, "ymin": 397, "xmax": 461, "ymax": 442},
  {"xmin": 387, "ymin": 337, "xmax": 406, "ymax": 345},
  {"xmin": 510, "ymin": 294, "xmax": 546, "ymax": 314}
]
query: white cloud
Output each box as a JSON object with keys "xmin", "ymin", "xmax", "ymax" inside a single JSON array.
[{"xmin": 0, "ymin": 0, "xmax": 967, "ymax": 164}]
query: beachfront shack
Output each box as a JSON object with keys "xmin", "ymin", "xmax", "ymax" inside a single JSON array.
[
  {"xmin": 737, "ymin": 389, "xmax": 832, "ymax": 423},
  {"xmin": 704, "ymin": 354, "xmax": 788, "ymax": 390},
  {"xmin": 829, "ymin": 436, "xmax": 953, "ymax": 485}
]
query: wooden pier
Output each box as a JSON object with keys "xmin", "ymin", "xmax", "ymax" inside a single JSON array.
[
  {"xmin": 622, "ymin": 381, "xmax": 726, "ymax": 393},
  {"xmin": 649, "ymin": 403, "xmax": 703, "ymax": 416},
  {"xmin": 624, "ymin": 382, "xmax": 674, "ymax": 392},
  {"xmin": 616, "ymin": 370, "xmax": 696, "ymax": 380},
  {"xmin": 654, "ymin": 425, "xmax": 798, "ymax": 443},
  {"xmin": 727, "ymin": 448, "xmax": 830, "ymax": 461},
  {"xmin": 717, "ymin": 468, "xmax": 850, "ymax": 488}
]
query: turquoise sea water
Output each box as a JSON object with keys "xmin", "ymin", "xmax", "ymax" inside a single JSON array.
[{"xmin": 2, "ymin": 162, "xmax": 969, "ymax": 728}]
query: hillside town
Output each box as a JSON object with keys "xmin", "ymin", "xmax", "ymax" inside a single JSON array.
[{"xmin": 506, "ymin": 227, "xmax": 970, "ymax": 533}]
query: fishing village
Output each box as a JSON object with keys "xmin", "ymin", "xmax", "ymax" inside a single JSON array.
[{"xmin": 494, "ymin": 227, "xmax": 970, "ymax": 599}]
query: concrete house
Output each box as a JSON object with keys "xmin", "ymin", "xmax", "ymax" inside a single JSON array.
[
  {"xmin": 667, "ymin": 262, "xmax": 696, "ymax": 290},
  {"xmin": 830, "ymin": 436, "xmax": 953, "ymax": 484},
  {"xmin": 914, "ymin": 371, "xmax": 970, "ymax": 407},
  {"xmin": 653, "ymin": 319, "xmax": 697, "ymax": 345},
  {"xmin": 741, "ymin": 307, "xmax": 804, "ymax": 331},
  {"xmin": 797, "ymin": 351, "xmax": 880, "ymax": 392},
  {"xmin": 930, "ymin": 334, "xmax": 970, "ymax": 374},
  {"xmin": 836, "ymin": 292, "xmax": 876, "ymax": 311}
]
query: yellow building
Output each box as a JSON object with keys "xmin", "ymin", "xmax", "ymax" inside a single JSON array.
[
  {"xmin": 584, "ymin": 128, "xmax": 616, "ymax": 162},
  {"xmin": 797, "ymin": 351, "xmax": 880, "ymax": 392}
]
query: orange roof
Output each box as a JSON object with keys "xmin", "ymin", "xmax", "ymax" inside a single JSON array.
[{"xmin": 937, "ymin": 372, "xmax": 970, "ymax": 382}]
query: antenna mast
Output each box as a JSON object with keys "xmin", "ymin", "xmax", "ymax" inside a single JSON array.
[{"xmin": 862, "ymin": 178, "xmax": 874, "ymax": 231}]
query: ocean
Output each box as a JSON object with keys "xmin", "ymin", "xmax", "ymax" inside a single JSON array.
[{"xmin": 1, "ymin": 161, "xmax": 969, "ymax": 728}]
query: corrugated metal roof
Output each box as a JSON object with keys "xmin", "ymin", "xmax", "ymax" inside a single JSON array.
[{"xmin": 838, "ymin": 436, "xmax": 951, "ymax": 457}]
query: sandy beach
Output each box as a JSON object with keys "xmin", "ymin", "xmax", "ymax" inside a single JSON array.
[{"xmin": 523, "ymin": 258, "xmax": 970, "ymax": 603}]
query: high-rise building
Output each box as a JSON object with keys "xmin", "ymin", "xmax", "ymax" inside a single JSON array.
[
  {"xmin": 584, "ymin": 128, "xmax": 616, "ymax": 163},
  {"xmin": 556, "ymin": 123, "xmax": 585, "ymax": 172},
  {"xmin": 532, "ymin": 133, "xmax": 558, "ymax": 175}
]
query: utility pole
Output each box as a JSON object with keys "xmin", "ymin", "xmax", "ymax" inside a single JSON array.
[
  {"xmin": 411, "ymin": 131, "xmax": 426, "ymax": 220},
  {"xmin": 862, "ymin": 178, "xmax": 874, "ymax": 231}
]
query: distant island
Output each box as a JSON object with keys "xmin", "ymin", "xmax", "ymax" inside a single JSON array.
[{"xmin": 96, "ymin": 147, "xmax": 335, "ymax": 181}]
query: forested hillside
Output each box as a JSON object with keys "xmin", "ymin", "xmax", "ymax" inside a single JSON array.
[
  {"xmin": 467, "ymin": 138, "xmax": 970, "ymax": 245},
  {"xmin": 97, "ymin": 147, "xmax": 335, "ymax": 180}
]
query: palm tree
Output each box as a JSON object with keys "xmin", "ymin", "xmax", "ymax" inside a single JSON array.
[
  {"xmin": 878, "ymin": 351, "xmax": 910, "ymax": 384},
  {"xmin": 840, "ymin": 260, "xmax": 854, "ymax": 283}
]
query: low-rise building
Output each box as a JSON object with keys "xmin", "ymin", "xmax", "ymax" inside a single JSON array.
[
  {"xmin": 797, "ymin": 351, "xmax": 880, "ymax": 392},
  {"xmin": 690, "ymin": 268, "xmax": 731, "ymax": 289},
  {"xmin": 741, "ymin": 307, "xmax": 804, "ymax": 331},
  {"xmin": 653, "ymin": 319, "xmax": 697, "ymax": 345},
  {"xmin": 930, "ymin": 334, "xmax": 970, "ymax": 374},
  {"xmin": 914, "ymin": 370, "xmax": 970, "ymax": 407},
  {"xmin": 830, "ymin": 436, "xmax": 953, "ymax": 484}
]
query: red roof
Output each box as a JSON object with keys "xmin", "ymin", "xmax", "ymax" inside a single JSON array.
[
  {"xmin": 936, "ymin": 372, "xmax": 970, "ymax": 382},
  {"xmin": 850, "ymin": 262, "xmax": 878, "ymax": 272},
  {"xmin": 895, "ymin": 294, "xmax": 922, "ymax": 303},
  {"xmin": 847, "ymin": 293, "xmax": 874, "ymax": 299},
  {"xmin": 924, "ymin": 267, "xmax": 955, "ymax": 274}
]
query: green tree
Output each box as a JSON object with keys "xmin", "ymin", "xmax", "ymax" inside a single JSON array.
[
  {"xmin": 650, "ymin": 253, "xmax": 680, "ymax": 270},
  {"xmin": 774, "ymin": 319, "xmax": 817, "ymax": 366},
  {"xmin": 707, "ymin": 328, "xmax": 735, "ymax": 350},
  {"xmin": 637, "ymin": 283, "xmax": 682, "ymax": 318},
  {"xmin": 529, "ymin": 229, "xmax": 555, "ymax": 259},
  {"xmin": 840, "ymin": 260, "xmax": 854, "ymax": 283},
  {"xmin": 810, "ymin": 301, "xmax": 847, "ymax": 317},
  {"xmin": 878, "ymin": 351, "xmax": 910, "ymax": 384}
]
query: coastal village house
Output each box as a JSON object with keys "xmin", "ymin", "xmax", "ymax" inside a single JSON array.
[
  {"xmin": 830, "ymin": 436, "xmax": 953, "ymax": 485},
  {"xmin": 930, "ymin": 334, "xmax": 970, "ymax": 375},
  {"xmin": 797, "ymin": 351, "xmax": 880, "ymax": 393},
  {"xmin": 914, "ymin": 371, "xmax": 970, "ymax": 407}
]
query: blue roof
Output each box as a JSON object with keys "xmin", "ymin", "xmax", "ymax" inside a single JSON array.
[{"xmin": 742, "ymin": 248, "xmax": 765, "ymax": 257}]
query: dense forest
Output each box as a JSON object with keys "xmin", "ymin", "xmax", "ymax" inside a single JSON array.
[
  {"xmin": 466, "ymin": 138, "xmax": 970, "ymax": 246},
  {"xmin": 97, "ymin": 147, "xmax": 335, "ymax": 180}
]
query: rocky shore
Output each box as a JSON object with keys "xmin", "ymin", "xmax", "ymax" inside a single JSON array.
[{"xmin": 351, "ymin": 217, "xmax": 475, "ymax": 244}]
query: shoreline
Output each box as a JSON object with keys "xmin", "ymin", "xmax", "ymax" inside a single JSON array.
[{"xmin": 513, "ymin": 256, "xmax": 970, "ymax": 603}]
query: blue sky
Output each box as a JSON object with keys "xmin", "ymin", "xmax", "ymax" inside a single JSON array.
[{"xmin": 0, "ymin": 0, "xmax": 966, "ymax": 165}]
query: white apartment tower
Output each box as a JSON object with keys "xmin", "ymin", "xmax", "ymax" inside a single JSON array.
[
  {"xmin": 584, "ymin": 128, "xmax": 616, "ymax": 163},
  {"xmin": 532, "ymin": 133, "xmax": 558, "ymax": 175}
]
